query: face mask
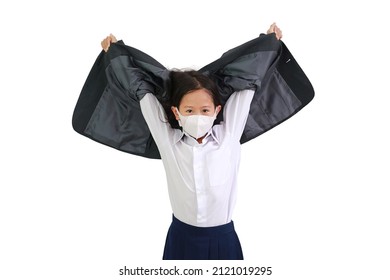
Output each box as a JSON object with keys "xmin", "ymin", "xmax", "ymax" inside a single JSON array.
[{"xmin": 176, "ymin": 109, "xmax": 217, "ymax": 139}]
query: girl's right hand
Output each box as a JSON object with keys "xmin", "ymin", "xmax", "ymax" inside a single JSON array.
[
  {"xmin": 266, "ymin": 23, "xmax": 282, "ymax": 40},
  {"xmin": 101, "ymin": 34, "xmax": 118, "ymax": 52}
]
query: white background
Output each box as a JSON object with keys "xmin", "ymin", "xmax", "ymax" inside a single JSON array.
[{"xmin": 1, "ymin": 0, "xmax": 389, "ymax": 279}]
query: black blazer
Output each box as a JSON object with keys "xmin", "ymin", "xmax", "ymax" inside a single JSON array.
[{"xmin": 72, "ymin": 34, "xmax": 314, "ymax": 159}]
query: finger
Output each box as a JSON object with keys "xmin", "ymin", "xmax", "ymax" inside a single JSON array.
[
  {"xmin": 267, "ymin": 22, "xmax": 277, "ymax": 35},
  {"xmin": 102, "ymin": 37, "xmax": 110, "ymax": 52},
  {"xmin": 106, "ymin": 36, "xmax": 111, "ymax": 51},
  {"xmin": 275, "ymin": 30, "xmax": 280, "ymax": 40},
  {"xmin": 110, "ymin": 33, "xmax": 117, "ymax": 43},
  {"xmin": 267, "ymin": 26, "xmax": 274, "ymax": 34},
  {"xmin": 101, "ymin": 40, "xmax": 107, "ymax": 51},
  {"xmin": 277, "ymin": 28, "xmax": 283, "ymax": 40},
  {"xmin": 273, "ymin": 25, "xmax": 282, "ymax": 40}
]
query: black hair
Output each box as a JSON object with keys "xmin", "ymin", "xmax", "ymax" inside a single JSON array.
[{"xmin": 163, "ymin": 70, "xmax": 222, "ymax": 129}]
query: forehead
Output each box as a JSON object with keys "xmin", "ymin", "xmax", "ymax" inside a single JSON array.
[{"xmin": 180, "ymin": 89, "xmax": 213, "ymax": 106}]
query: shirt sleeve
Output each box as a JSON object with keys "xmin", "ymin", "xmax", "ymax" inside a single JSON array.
[
  {"xmin": 140, "ymin": 93, "xmax": 175, "ymax": 148},
  {"xmin": 222, "ymin": 89, "xmax": 255, "ymax": 142}
]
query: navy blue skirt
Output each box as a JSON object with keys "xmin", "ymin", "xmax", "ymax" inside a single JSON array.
[{"xmin": 163, "ymin": 215, "xmax": 243, "ymax": 260}]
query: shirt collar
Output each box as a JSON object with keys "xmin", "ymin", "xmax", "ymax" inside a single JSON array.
[
  {"xmin": 208, "ymin": 128, "xmax": 220, "ymax": 144},
  {"xmin": 173, "ymin": 127, "xmax": 220, "ymax": 145}
]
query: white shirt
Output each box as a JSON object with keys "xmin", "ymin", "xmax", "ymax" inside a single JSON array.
[{"xmin": 140, "ymin": 89, "xmax": 255, "ymax": 227}]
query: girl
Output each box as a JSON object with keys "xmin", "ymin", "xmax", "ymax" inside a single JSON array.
[
  {"xmin": 102, "ymin": 24, "xmax": 280, "ymax": 260},
  {"xmin": 74, "ymin": 23, "xmax": 313, "ymax": 260}
]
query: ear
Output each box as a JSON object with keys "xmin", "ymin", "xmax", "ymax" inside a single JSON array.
[
  {"xmin": 171, "ymin": 106, "xmax": 180, "ymax": 120},
  {"xmin": 215, "ymin": 105, "xmax": 222, "ymax": 116}
]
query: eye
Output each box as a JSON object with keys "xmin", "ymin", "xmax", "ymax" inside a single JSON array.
[
  {"xmin": 202, "ymin": 109, "xmax": 210, "ymax": 113},
  {"xmin": 185, "ymin": 109, "xmax": 192, "ymax": 113}
]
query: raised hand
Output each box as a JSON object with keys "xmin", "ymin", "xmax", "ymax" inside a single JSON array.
[
  {"xmin": 267, "ymin": 23, "xmax": 282, "ymax": 40},
  {"xmin": 101, "ymin": 34, "xmax": 118, "ymax": 52}
]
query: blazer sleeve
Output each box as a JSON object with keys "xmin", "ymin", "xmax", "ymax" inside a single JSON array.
[
  {"xmin": 200, "ymin": 34, "xmax": 315, "ymax": 144},
  {"xmin": 72, "ymin": 41, "xmax": 169, "ymax": 159}
]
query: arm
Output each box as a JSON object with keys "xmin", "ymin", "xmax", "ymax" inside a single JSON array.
[
  {"xmin": 200, "ymin": 23, "xmax": 312, "ymax": 145},
  {"xmin": 102, "ymin": 34, "xmax": 168, "ymax": 102},
  {"xmin": 102, "ymin": 34, "xmax": 173, "ymax": 147},
  {"xmin": 140, "ymin": 93, "xmax": 176, "ymax": 149},
  {"xmin": 220, "ymin": 24, "xmax": 278, "ymax": 141},
  {"xmin": 72, "ymin": 35, "xmax": 168, "ymax": 159},
  {"xmin": 222, "ymin": 89, "xmax": 255, "ymax": 142}
]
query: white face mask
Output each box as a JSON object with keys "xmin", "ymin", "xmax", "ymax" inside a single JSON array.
[{"xmin": 176, "ymin": 109, "xmax": 217, "ymax": 139}]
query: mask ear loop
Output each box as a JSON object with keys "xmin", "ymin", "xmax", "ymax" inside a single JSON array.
[{"xmin": 175, "ymin": 107, "xmax": 184, "ymax": 127}]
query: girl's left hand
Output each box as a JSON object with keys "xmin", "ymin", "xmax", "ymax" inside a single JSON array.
[
  {"xmin": 267, "ymin": 23, "xmax": 283, "ymax": 40},
  {"xmin": 101, "ymin": 33, "xmax": 118, "ymax": 52}
]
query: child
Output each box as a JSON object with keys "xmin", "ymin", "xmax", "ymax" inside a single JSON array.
[{"xmin": 73, "ymin": 23, "xmax": 313, "ymax": 260}]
